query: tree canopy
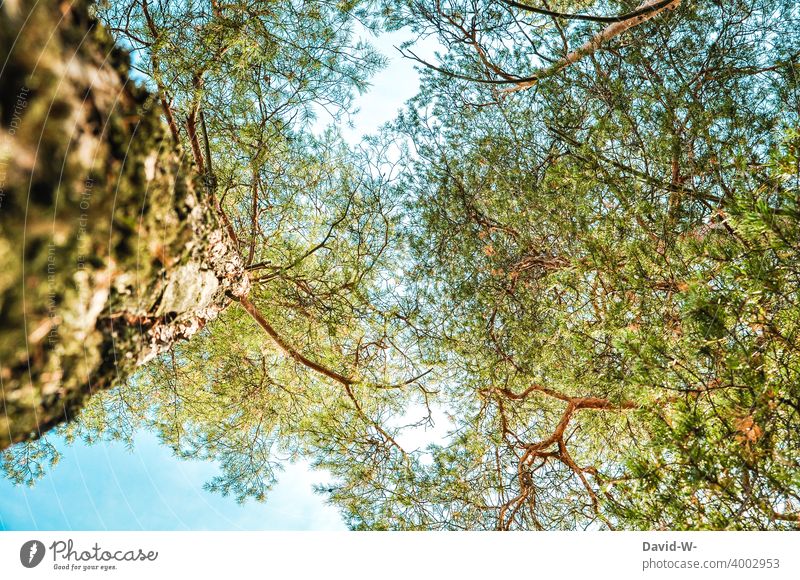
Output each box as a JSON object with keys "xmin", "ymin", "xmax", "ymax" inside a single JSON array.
[{"xmin": 3, "ymin": 0, "xmax": 799, "ymax": 530}]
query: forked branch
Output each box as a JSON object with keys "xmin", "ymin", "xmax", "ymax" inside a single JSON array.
[{"xmin": 492, "ymin": 385, "xmax": 636, "ymax": 528}]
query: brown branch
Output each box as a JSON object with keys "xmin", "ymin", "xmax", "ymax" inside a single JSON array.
[
  {"xmin": 235, "ymin": 295, "xmax": 355, "ymax": 386},
  {"xmin": 213, "ymin": 193, "xmax": 239, "ymax": 249},
  {"xmin": 495, "ymin": 384, "xmax": 636, "ymax": 411},
  {"xmin": 574, "ymin": 396, "xmax": 637, "ymax": 411},
  {"xmin": 160, "ymin": 95, "xmax": 181, "ymax": 144},
  {"xmin": 500, "ymin": 0, "xmax": 679, "ymax": 24},
  {"xmin": 767, "ymin": 510, "xmax": 800, "ymax": 524},
  {"xmin": 498, "ymin": 489, "xmax": 532, "ymax": 530},
  {"xmin": 192, "ymin": 90, "xmax": 240, "ymax": 247},
  {"xmin": 141, "ymin": 0, "xmax": 180, "ymax": 143},
  {"xmin": 233, "ymin": 295, "xmax": 410, "ymax": 455},
  {"xmin": 504, "ymin": 0, "xmax": 682, "ymax": 93},
  {"xmin": 436, "ymin": 6, "xmax": 520, "ymax": 82},
  {"xmin": 496, "ymin": 384, "xmax": 572, "ymax": 403},
  {"xmin": 343, "ymin": 383, "xmax": 406, "ymax": 455},
  {"xmin": 185, "ymin": 108, "xmax": 205, "ymax": 174},
  {"xmin": 493, "ymin": 384, "xmax": 636, "ymax": 529},
  {"xmin": 246, "ymin": 166, "xmax": 260, "ymax": 266},
  {"xmin": 200, "ymin": 108, "xmax": 215, "ymax": 183}
]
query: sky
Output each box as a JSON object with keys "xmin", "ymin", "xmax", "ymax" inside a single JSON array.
[{"xmin": 0, "ymin": 26, "xmax": 435, "ymax": 532}]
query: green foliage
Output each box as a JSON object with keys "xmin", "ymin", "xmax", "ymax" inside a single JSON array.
[
  {"xmin": 2, "ymin": 438, "xmax": 61, "ymax": 486},
  {"xmin": 315, "ymin": 0, "xmax": 800, "ymax": 530}
]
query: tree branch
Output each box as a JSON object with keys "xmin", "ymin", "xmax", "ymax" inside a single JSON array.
[
  {"xmin": 235, "ymin": 295, "xmax": 355, "ymax": 386},
  {"xmin": 141, "ymin": 0, "xmax": 180, "ymax": 143},
  {"xmin": 504, "ymin": 0, "xmax": 682, "ymax": 93},
  {"xmin": 233, "ymin": 295, "xmax": 411, "ymax": 455},
  {"xmin": 246, "ymin": 165, "xmax": 260, "ymax": 266},
  {"xmin": 500, "ymin": 0, "xmax": 679, "ymax": 24}
]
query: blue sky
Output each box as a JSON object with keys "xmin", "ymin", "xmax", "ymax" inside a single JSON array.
[
  {"xmin": 0, "ymin": 432, "xmax": 345, "ymax": 530},
  {"xmin": 0, "ymin": 26, "xmax": 432, "ymax": 532}
]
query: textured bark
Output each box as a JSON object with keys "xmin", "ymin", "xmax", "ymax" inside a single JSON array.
[{"xmin": 0, "ymin": 0, "xmax": 248, "ymax": 449}]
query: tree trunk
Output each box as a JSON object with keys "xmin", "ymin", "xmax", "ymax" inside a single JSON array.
[{"xmin": 0, "ymin": 0, "xmax": 248, "ymax": 449}]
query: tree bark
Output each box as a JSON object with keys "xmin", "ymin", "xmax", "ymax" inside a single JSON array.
[{"xmin": 0, "ymin": 0, "xmax": 248, "ymax": 449}]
